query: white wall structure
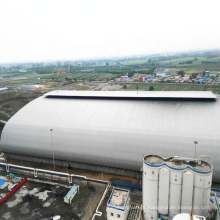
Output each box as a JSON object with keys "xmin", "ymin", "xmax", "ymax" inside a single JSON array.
[
  {"xmin": 143, "ymin": 155, "xmax": 213, "ymax": 220},
  {"xmin": 143, "ymin": 162, "xmax": 160, "ymax": 220},
  {"xmin": 158, "ymin": 167, "xmax": 169, "ymax": 215},
  {"xmin": 181, "ymin": 171, "xmax": 194, "ymax": 214},
  {"xmin": 169, "ymin": 171, "xmax": 183, "ymax": 216},
  {"xmin": 215, "ymin": 193, "xmax": 220, "ymax": 220},
  {"xmin": 106, "ymin": 188, "xmax": 130, "ymax": 220},
  {"xmin": 173, "ymin": 213, "xmax": 206, "ymax": 220},
  {"xmin": 193, "ymin": 172, "xmax": 212, "ymax": 216}
]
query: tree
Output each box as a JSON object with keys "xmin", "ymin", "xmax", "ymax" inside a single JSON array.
[
  {"xmin": 177, "ymin": 70, "xmax": 185, "ymax": 77},
  {"xmin": 128, "ymin": 72, "xmax": 134, "ymax": 78},
  {"xmin": 123, "ymin": 85, "xmax": 127, "ymax": 89},
  {"xmin": 149, "ymin": 86, "xmax": 154, "ymax": 91},
  {"xmin": 192, "ymin": 73, "xmax": 197, "ymax": 78}
]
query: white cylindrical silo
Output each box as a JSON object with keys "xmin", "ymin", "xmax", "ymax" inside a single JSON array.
[
  {"xmin": 193, "ymin": 172, "xmax": 212, "ymax": 217},
  {"xmin": 143, "ymin": 155, "xmax": 163, "ymax": 220},
  {"xmin": 173, "ymin": 213, "xmax": 207, "ymax": 220},
  {"xmin": 143, "ymin": 155, "xmax": 213, "ymax": 219},
  {"xmin": 169, "ymin": 170, "xmax": 183, "ymax": 217},
  {"xmin": 158, "ymin": 167, "xmax": 170, "ymax": 215},
  {"xmin": 181, "ymin": 170, "xmax": 194, "ymax": 213}
]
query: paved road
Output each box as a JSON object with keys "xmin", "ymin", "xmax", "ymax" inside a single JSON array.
[{"xmin": 81, "ymin": 182, "xmax": 106, "ymax": 220}]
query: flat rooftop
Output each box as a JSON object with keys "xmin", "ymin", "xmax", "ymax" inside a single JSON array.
[
  {"xmin": 144, "ymin": 155, "xmax": 212, "ymax": 173},
  {"xmin": 107, "ymin": 188, "xmax": 130, "ymax": 210},
  {"xmin": 44, "ymin": 90, "xmax": 217, "ymax": 100}
]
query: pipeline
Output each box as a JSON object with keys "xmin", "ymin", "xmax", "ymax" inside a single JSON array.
[
  {"xmin": 160, "ymin": 214, "xmax": 173, "ymax": 220},
  {"xmin": 111, "ymin": 181, "xmax": 142, "ymax": 190},
  {"xmin": 214, "ymin": 192, "xmax": 220, "ymax": 215},
  {"xmin": 212, "ymin": 188, "xmax": 220, "ymax": 192},
  {"xmin": 0, "ymin": 162, "xmax": 92, "ymax": 184},
  {"xmin": 91, "ymin": 182, "xmax": 111, "ymax": 220}
]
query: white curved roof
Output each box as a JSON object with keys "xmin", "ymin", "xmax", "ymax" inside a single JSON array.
[
  {"xmin": 44, "ymin": 90, "xmax": 217, "ymax": 99},
  {"xmin": 1, "ymin": 91, "xmax": 220, "ymax": 181}
]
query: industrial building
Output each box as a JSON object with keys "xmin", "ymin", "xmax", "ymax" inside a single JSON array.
[
  {"xmin": 20, "ymin": 84, "xmax": 45, "ymax": 91},
  {"xmin": 0, "ymin": 90, "xmax": 220, "ymax": 183},
  {"xmin": 107, "ymin": 188, "xmax": 130, "ymax": 220}
]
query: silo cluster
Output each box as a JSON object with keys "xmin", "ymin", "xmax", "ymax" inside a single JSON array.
[{"xmin": 143, "ymin": 155, "xmax": 213, "ymax": 220}]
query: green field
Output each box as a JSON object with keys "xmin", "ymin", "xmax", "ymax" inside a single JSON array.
[
  {"xmin": 161, "ymin": 56, "xmax": 220, "ymax": 72},
  {"xmin": 122, "ymin": 82, "xmax": 220, "ymax": 94},
  {"xmin": 121, "ymin": 59, "xmax": 148, "ymax": 65}
]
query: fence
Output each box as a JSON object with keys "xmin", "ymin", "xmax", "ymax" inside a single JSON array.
[{"xmin": 0, "ymin": 177, "xmax": 27, "ymax": 205}]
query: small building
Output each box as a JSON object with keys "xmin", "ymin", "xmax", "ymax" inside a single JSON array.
[
  {"xmin": 64, "ymin": 184, "xmax": 79, "ymax": 204},
  {"xmin": 120, "ymin": 76, "xmax": 128, "ymax": 79},
  {"xmin": 0, "ymin": 87, "xmax": 8, "ymax": 92},
  {"xmin": 156, "ymin": 73, "xmax": 166, "ymax": 77},
  {"xmin": 197, "ymin": 79, "xmax": 203, "ymax": 84},
  {"xmin": 209, "ymin": 73, "xmax": 216, "ymax": 78},
  {"xmin": 146, "ymin": 78, "xmax": 152, "ymax": 82},
  {"xmin": 0, "ymin": 179, "xmax": 8, "ymax": 189},
  {"xmin": 139, "ymin": 76, "xmax": 145, "ymax": 82},
  {"xmin": 124, "ymin": 78, "xmax": 131, "ymax": 82},
  {"xmin": 185, "ymin": 73, "xmax": 189, "ymax": 78},
  {"xmin": 107, "ymin": 187, "xmax": 130, "ymax": 220},
  {"xmin": 21, "ymin": 85, "xmax": 34, "ymax": 91},
  {"xmin": 21, "ymin": 85, "xmax": 45, "ymax": 91},
  {"xmin": 184, "ymin": 78, "xmax": 189, "ymax": 83}
]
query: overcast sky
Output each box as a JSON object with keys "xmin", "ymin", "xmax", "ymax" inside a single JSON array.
[{"xmin": 0, "ymin": 0, "xmax": 220, "ymax": 63}]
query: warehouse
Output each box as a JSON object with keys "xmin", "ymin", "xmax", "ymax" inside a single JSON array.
[{"xmin": 0, "ymin": 91, "xmax": 220, "ymax": 182}]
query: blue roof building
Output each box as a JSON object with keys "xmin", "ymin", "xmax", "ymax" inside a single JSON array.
[
  {"xmin": 156, "ymin": 73, "xmax": 167, "ymax": 77},
  {"xmin": 64, "ymin": 184, "xmax": 79, "ymax": 204},
  {"xmin": 107, "ymin": 187, "xmax": 130, "ymax": 220},
  {"xmin": 0, "ymin": 179, "xmax": 8, "ymax": 189},
  {"xmin": 0, "ymin": 87, "xmax": 8, "ymax": 92},
  {"xmin": 197, "ymin": 79, "xmax": 203, "ymax": 84},
  {"xmin": 124, "ymin": 78, "xmax": 131, "ymax": 82}
]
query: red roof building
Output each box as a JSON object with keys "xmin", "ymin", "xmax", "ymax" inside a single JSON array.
[{"xmin": 139, "ymin": 76, "xmax": 145, "ymax": 82}]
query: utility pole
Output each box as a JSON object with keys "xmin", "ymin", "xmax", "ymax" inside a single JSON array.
[
  {"xmin": 194, "ymin": 141, "xmax": 198, "ymax": 158},
  {"xmin": 50, "ymin": 129, "xmax": 55, "ymax": 170}
]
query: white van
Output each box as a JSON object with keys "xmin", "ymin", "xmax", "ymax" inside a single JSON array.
[{"xmin": 9, "ymin": 184, "xmax": 17, "ymax": 191}]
